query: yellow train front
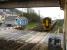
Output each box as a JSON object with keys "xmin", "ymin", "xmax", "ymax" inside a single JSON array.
[{"xmin": 42, "ymin": 17, "xmax": 52, "ymax": 32}]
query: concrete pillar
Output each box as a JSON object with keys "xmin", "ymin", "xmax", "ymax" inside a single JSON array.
[{"xmin": 64, "ymin": 0, "xmax": 67, "ymax": 50}]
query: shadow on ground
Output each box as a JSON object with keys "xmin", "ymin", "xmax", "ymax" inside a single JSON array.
[{"xmin": 0, "ymin": 38, "xmax": 48, "ymax": 50}]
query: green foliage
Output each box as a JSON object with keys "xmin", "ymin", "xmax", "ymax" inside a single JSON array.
[
  {"xmin": 51, "ymin": 19, "xmax": 64, "ymax": 33},
  {"xmin": 10, "ymin": 8, "xmax": 40, "ymax": 23},
  {"xmin": 9, "ymin": 9, "xmax": 22, "ymax": 14},
  {"xmin": 23, "ymin": 12, "xmax": 40, "ymax": 22},
  {"xmin": 23, "ymin": 9, "xmax": 40, "ymax": 23},
  {"xmin": 56, "ymin": 19, "xmax": 64, "ymax": 27},
  {"xmin": 26, "ymin": 22, "xmax": 37, "ymax": 29}
]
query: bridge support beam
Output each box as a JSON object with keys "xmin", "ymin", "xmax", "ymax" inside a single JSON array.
[{"xmin": 64, "ymin": 0, "xmax": 67, "ymax": 50}]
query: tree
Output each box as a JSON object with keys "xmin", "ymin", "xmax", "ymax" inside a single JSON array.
[{"xmin": 23, "ymin": 8, "xmax": 40, "ymax": 23}]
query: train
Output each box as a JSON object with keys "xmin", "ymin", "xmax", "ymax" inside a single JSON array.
[
  {"xmin": 41, "ymin": 17, "xmax": 57, "ymax": 32},
  {"xmin": 41, "ymin": 17, "xmax": 52, "ymax": 31}
]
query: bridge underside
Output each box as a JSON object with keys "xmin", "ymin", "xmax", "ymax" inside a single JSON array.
[{"xmin": 0, "ymin": 0, "xmax": 62, "ymax": 8}]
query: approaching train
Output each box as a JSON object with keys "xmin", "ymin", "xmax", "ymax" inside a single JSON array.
[{"xmin": 42, "ymin": 17, "xmax": 52, "ymax": 31}]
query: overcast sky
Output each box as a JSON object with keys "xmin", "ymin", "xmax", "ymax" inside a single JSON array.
[{"xmin": 16, "ymin": 7, "xmax": 64, "ymax": 20}]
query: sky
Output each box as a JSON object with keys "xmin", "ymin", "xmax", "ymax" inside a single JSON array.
[{"xmin": 16, "ymin": 7, "xmax": 64, "ymax": 20}]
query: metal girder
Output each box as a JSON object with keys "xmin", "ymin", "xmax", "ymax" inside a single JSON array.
[
  {"xmin": 0, "ymin": 0, "xmax": 59, "ymax": 8},
  {"xmin": 0, "ymin": 0, "xmax": 58, "ymax": 2}
]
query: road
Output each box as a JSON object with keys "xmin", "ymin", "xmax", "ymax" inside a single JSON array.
[{"xmin": 0, "ymin": 27, "xmax": 64, "ymax": 50}]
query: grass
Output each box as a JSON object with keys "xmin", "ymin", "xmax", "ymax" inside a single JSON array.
[{"xmin": 26, "ymin": 22, "xmax": 37, "ymax": 29}]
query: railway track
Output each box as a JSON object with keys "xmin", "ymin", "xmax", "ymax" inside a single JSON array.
[
  {"xmin": 0, "ymin": 27, "xmax": 49, "ymax": 50},
  {"xmin": 17, "ymin": 32, "xmax": 48, "ymax": 50},
  {"xmin": 31, "ymin": 33, "xmax": 49, "ymax": 50}
]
